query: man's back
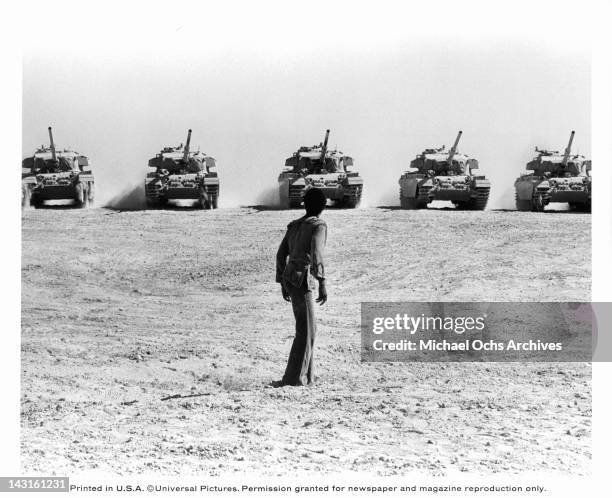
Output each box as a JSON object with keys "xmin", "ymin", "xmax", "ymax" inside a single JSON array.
[{"xmin": 276, "ymin": 215, "xmax": 327, "ymax": 290}]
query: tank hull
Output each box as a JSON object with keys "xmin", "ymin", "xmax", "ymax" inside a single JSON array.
[
  {"xmin": 278, "ymin": 173, "xmax": 363, "ymax": 209},
  {"xmin": 514, "ymin": 176, "xmax": 591, "ymax": 212},
  {"xmin": 399, "ymin": 174, "xmax": 490, "ymax": 210},
  {"xmin": 22, "ymin": 173, "xmax": 94, "ymax": 208},
  {"xmin": 145, "ymin": 175, "xmax": 219, "ymax": 209}
]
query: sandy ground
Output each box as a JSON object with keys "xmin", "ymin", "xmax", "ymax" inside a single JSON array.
[{"xmin": 21, "ymin": 207, "xmax": 591, "ymax": 476}]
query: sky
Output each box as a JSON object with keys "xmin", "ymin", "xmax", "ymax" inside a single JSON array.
[{"xmin": 21, "ymin": 1, "xmax": 591, "ymax": 209}]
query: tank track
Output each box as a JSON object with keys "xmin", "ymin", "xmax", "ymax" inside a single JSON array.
[
  {"xmin": 145, "ymin": 182, "xmax": 163, "ymax": 209},
  {"xmin": 202, "ymin": 185, "xmax": 219, "ymax": 209},
  {"xmin": 287, "ymin": 185, "xmax": 304, "ymax": 209},
  {"xmin": 342, "ymin": 185, "xmax": 362, "ymax": 208},
  {"xmin": 532, "ymin": 190, "xmax": 549, "ymax": 212},
  {"xmin": 74, "ymin": 181, "xmax": 94, "ymax": 209},
  {"xmin": 464, "ymin": 186, "xmax": 490, "ymax": 211},
  {"xmin": 569, "ymin": 201, "xmax": 591, "ymax": 213},
  {"xmin": 400, "ymin": 186, "xmax": 430, "ymax": 209},
  {"xmin": 146, "ymin": 197, "xmax": 167, "ymax": 209},
  {"xmin": 22, "ymin": 184, "xmax": 33, "ymax": 209},
  {"xmin": 514, "ymin": 191, "xmax": 549, "ymax": 212}
]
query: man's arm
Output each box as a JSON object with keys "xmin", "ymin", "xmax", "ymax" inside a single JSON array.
[
  {"xmin": 311, "ymin": 223, "xmax": 327, "ymax": 305},
  {"xmin": 276, "ymin": 232, "xmax": 289, "ymax": 283},
  {"xmin": 276, "ymin": 231, "xmax": 291, "ymax": 302}
]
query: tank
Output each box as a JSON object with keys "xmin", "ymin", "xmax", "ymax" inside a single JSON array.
[
  {"xmin": 145, "ymin": 129, "xmax": 220, "ymax": 209},
  {"xmin": 514, "ymin": 131, "xmax": 591, "ymax": 212},
  {"xmin": 278, "ymin": 129, "xmax": 363, "ymax": 209},
  {"xmin": 398, "ymin": 131, "xmax": 490, "ymax": 210},
  {"xmin": 21, "ymin": 127, "xmax": 94, "ymax": 209}
]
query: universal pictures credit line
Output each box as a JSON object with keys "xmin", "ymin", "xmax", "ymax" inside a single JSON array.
[
  {"xmin": 47, "ymin": 482, "xmax": 547, "ymax": 494},
  {"xmin": 360, "ymin": 302, "xmax": 597, "ymax": 362}
]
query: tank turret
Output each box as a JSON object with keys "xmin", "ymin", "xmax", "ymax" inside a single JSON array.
[
  {"xmin": 398, "ymin": 131, "xmax": 490, "ymax": 210},
  {"xmin": 278, "ymin": 129, "xmax": 363, "ymax": 209}
]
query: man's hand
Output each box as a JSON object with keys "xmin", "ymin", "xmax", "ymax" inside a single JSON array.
[
  {"xmin": 281, "ymin": 284, "xmax": 291, "ymax": 302},
  {"xmin": 316, "ymin": 279, "xmax": 327, "ymax": 305}
]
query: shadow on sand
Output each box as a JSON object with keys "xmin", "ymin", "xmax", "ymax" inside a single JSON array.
[
  {"xmin": 490, "ymin": 208, "xmax": 585, "ymax": 214},
  {"xmin": 245, "ymin": 205, "xmax": 286, "ymax": 212}
]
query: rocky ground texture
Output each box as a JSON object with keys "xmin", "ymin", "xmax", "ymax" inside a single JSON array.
[{"xmin": 21, "ymin": 207, "xmax": 591, "ymax": 475}]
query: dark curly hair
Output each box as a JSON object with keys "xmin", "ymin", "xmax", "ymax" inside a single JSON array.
[{"xmin": 303, "ymin": 188, "xmax": 327, "ymax": 216}]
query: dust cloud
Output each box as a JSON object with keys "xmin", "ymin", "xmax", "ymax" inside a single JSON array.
[{"xmin": 104, "ymin": 183, "xmax": 146, "ymax": 211}]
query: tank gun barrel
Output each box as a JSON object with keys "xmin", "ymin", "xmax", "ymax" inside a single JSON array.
[
  {"xmin": 48, "ymin": 126, "xmax": 57, "ymax": 162},
  {"xmin": 562, "ymin": 130, "xmax": 575, "ymax": 165},
  {"xmin": 320, "ymin": 129, "xmax": 330, "ymax": 163},
  {"xmin": 183, "ymin": 129, "xmax": 192, "ymax": 162},
  {"xmin": 447, "ymin": 130, "xmax": 462, "ymax": 165}
]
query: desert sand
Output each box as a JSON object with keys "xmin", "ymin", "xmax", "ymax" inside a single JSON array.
[{"xmin": 21, "ymin": 207, "xmax": 591, "ymax": 475}]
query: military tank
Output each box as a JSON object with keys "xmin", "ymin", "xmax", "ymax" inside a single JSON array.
[
  {"xmin": 398, "ymin": 131, "xmax": 490, "ymax": 210},
  {"xmin": 514, "ymin": 131, "xmax": 591, "ymax": 212},
  {"xmin": 278, "ymin": 129, "xmax": 363, "ymax": 209},
  {"xmin": 145, "ymin": 129, "xmax": 219, "ymax": 209},
  {"xmin": 21, "ymin": 127, "xmax": 94, "ymax": 209}
]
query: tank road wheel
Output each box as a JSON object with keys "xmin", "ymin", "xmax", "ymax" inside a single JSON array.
[
  {"xmin": 199, "ymin": 188, "xmax": 211, "ymax": 209},
  {"xmin": 74, "ymin": 182, "xmax": 86, "ymax": 208}
]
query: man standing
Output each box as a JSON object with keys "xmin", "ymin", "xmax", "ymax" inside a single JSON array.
[{"xmin": 276, "ymin": 188, "xmax": 328, "ymax": 386}]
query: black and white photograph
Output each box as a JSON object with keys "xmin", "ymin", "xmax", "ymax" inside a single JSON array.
[{"xmin": 2, "ymin": 0, "xmax": 612, "ymax": 496}]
